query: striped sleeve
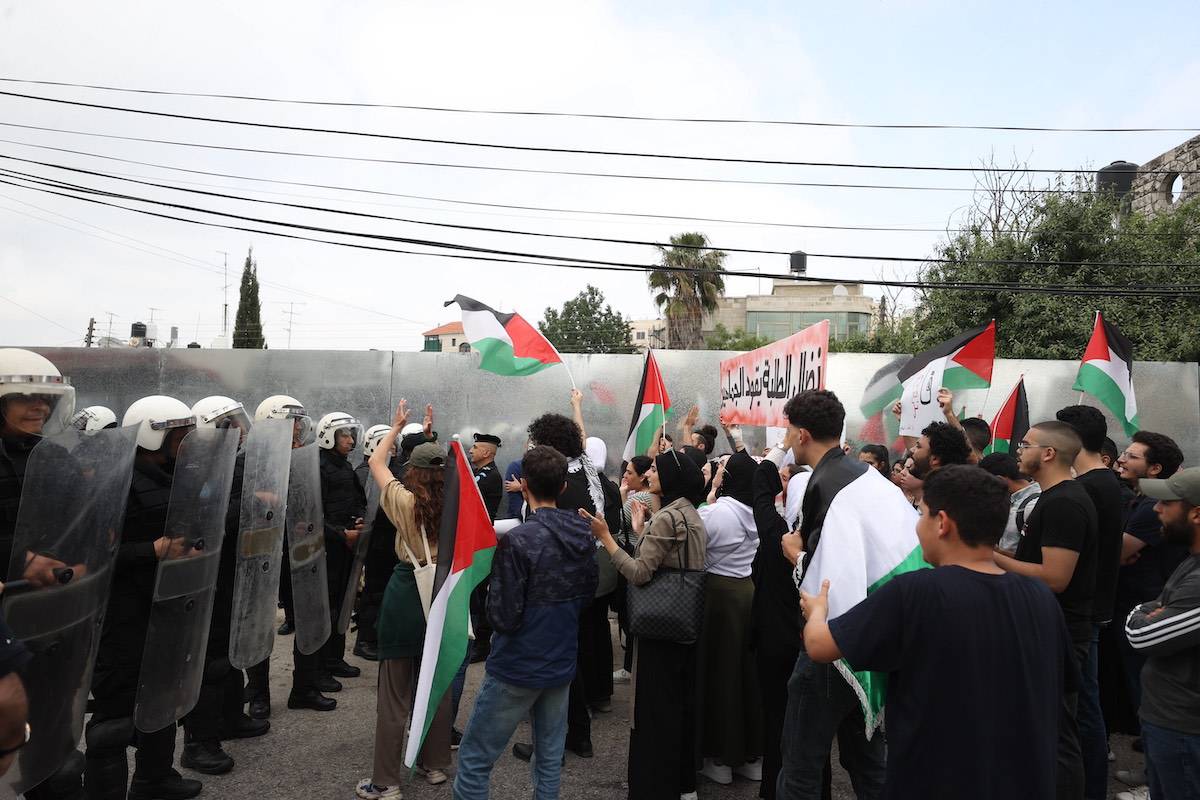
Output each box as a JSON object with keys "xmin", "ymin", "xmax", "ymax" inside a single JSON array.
[{"xmin": 1125, "ymin": 571, "xmax": 1200, "ymax": 657}]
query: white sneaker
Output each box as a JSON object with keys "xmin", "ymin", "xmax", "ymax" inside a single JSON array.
[
  {"xmin": 613, "ymin": 668, "xmax": 632, "ymax": 684},
  {"xmin": 699, "ymin": 758, "xmax": 732, "ymax": 785},
  {"xmin": 1117, "ymin": 768, "xmax": 1147, "ymax": 786},
  {"xmin": 734, "ymin": 759, "xmax": 762, "ymax": 781},
  {"xmin": 416, "ymin": 766, "xmax": 448, "ymax": 786},
  {"xmin": 1115, "ymin": 787, "xmax": 1150, "ymax": 800},
  {"xmin": 356, "ymin": 780, "xmax": 402, "ymax": 799},
  {"xmin": 680, "ymin": 793, "xmax": 698, "ymax": 800}
]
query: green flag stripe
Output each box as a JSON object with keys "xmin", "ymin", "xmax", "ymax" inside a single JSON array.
[
  {"xmin": 1073, "ymin": 363, "xmax": 1140, "ymax": 436},
  {"xmin": 473, "ymin": 338, "xmax": 558, "ymax": 376},
  {"xmin": 941, "ymin": 365, "xmax": 991, "ymax": 391}
]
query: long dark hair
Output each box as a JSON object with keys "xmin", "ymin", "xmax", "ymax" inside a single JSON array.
[{"xmin": 401, "ymin": 466, "xmax": 445, "ymax": 542}]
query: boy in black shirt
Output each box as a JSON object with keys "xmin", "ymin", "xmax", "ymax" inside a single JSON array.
[{"xmin": 799, "ymin": 465, "xmax": 1072, "ymax": 800}]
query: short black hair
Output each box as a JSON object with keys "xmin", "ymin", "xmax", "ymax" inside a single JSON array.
[
  {"xmin": 978, "ymin": 452, "xmax": 1022, "ymax": 482},
  {"xmin": 1131, "ymin": 431, "xmax": 1184, "ymax": 479},
  {"xmin": 527, "ymin": 413, "xmax": 584, "ymax": 458},
  {"xmin": 1055, "ymin": 405, "xmax": 1107, "ymax": 453},
  {"xmin": 522, "ymin": 445, "xmax": 568, "ymax": 501},
  {"xmin": 1101, "ymin": 437, "xmax": 1119, "ymax": 463},
  {"xmin": 783, "ymin": 390, "xmax": 844, "ymax": 440},
  {"xmin": 628, "ymin": 455, "xmax": 653, "ymax": 476},
  {"xmin": 695, "ymin": 424, "xmax": 718, "ymax": 454},
  {"xmin": 922, "ymin": 464, "xmax": 1010, "ymax": 548},
  {"xmin": 960, "ymin": 417, "xmax": 992, "ymax": 453},
  {"xmin": 921, "ymin": 421, "xmax": 972, "ymax": 467},
  {"xmin": 859, "ymin": 444, "xmax": 889, "ymax": 469}
]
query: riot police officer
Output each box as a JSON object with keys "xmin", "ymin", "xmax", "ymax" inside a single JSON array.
[
  {"xmin": 68, "ymin": 406, "xmax": 117, "ymax": 432},
  {"xmin": 352, "ymin": 425, "xmax": 396, "ymax": 661}
]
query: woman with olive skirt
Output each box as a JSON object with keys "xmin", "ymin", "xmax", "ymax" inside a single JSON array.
[{"xmin": 583, "ymin": 449, "xmax": 707, "ymax": 800}]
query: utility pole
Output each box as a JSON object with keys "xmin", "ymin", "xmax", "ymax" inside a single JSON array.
[
  {"xmin": 217, "ymin": 250, "xmax": 230, "ymax": 342},
  {"xmin": 103, "ymin": 311, "xmax": 117, "ymax": 347},
  {"xmin": 84, "ymin": 317, "xmax": 96, "ymax": 347},
  {"xmin": 280, "ymin": 301, "xmax": 306, "ymax": 349}
]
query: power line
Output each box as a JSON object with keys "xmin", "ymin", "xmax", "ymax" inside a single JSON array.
[
  {"xmin": 0, "ymin": 293, "xmax": 79, "ymax": 335},
  {"xmin": 2, "ymin": 173, "xmax": 1197, "ymax": 298},
  {"xmin": 1, "ymin": 77, "xmax": 1196, "ymax": 134}
]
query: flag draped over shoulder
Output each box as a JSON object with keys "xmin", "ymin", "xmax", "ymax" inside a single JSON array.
[
  {"xmin": 984, "ymin": 377, "xmax": 1030, "ymax": 455},
  {"xmin": 621, "ymin": 351, "xmax": 671, "ymax": 462},
  {"xmin": 405, "ymin": 441, "xmax": 496, "ymax": 768},
  {"xmin": 897, "ymin": 320, "xmax": 996, "ymax": 392},
  {"xmin": 1072, "ymin": 311, "xmax": 1139, "ymax": 437},
  {"xmin": 445, "ymin": 295, "xmax": 562, "ymax": 377},
  {"xmin": 798, "ymin": 469, "xmax": 926, "ymax": 735}
]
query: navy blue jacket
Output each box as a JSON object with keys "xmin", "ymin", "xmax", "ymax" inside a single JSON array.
[{"xmin": 486, "ymin": 506, "xmax": 598, "ymax": 688}]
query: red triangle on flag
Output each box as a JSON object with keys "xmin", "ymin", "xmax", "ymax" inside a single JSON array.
[
  {"xmin": 951, "ymin": 319, "xmax": 996, "ymax": 383},
  {"xmin": 1081, "ymin": 312, "xmax": 1111, "ymax": 363}
]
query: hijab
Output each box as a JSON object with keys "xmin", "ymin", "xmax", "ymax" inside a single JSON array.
[
  {"xmin": 717, "ymin": 450, "xmax": 756, "ymax": 507},
  {"xmin": 655, "ymin": 448, "xmax": 706, "ymax": 507}
]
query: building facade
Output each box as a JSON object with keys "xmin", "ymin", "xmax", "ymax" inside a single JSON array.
[
  {"xmin": 1129, "ymin": 133, "xmax": 1199, "ymax": 217},
  {"xmin": 701, "ymin": 281, "xmax": 877, "ymax": 342},
  {"xmin": 627, "ymin": 318, "xmax": 669, "ymax": 352},
  {"xmin": 422, "ymin": 321, "xmax": 469, "ymax": 353}
]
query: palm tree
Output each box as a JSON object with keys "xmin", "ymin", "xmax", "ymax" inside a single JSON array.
[{"xmin": 649, "ymin": 232, "xmax": 727, "ymax": 349}]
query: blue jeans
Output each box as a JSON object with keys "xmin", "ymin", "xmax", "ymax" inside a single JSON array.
[
  {"xmin": 1077, "ymin": 626, "xmax": 1109, "ymax": 800},
  {"xmin": 452, "ymin": 673, "xmax": 570, "ymax": 800},
  {"xmin": 1143, "ymin": 720, "xmax": 1200, "ymax": 800},
  {"xmin": 776, "ymin": 651, "xmax": 886, "ymax": 800}
]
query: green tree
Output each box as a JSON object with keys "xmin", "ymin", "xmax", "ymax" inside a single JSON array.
[
  {"xmin": 539, "ymin": 285, "xmax": 634, "ymax": 354},
  {"xmin": 649, "ymin": 232, "xmax": 727, "ymax": 350},
  {"xmin": 703, "ymin": 323, "xmax": 773, "ymax": 351},
  {"xmin": 232, "ymin": 247, "xmax": 266, "ymax": 349},
  {"xmin": 913, "ymin": 189, "xmax": 1200, "ymax": 361}
]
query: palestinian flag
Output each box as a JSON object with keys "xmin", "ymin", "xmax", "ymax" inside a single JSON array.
[
  {"xmin": 897, "ymin": 321, "xmax": 996, "ymax": 391},
  {"xmin": 799, "ymin": 467, "xmax": 927, "ymax": 736},
  {"xmin": 984, "ymin": 377, "xmax": 1030, "ymax": 455},
  {"xmin": 446, "ymin": 295, "xmax": 562, "ymax": 376},
  {"xmin": 405, "ymin": 440, "xmax": 496, "ymax": 768},
  {"xmin": 1072, "ymin": 312, "xmax": 1140, "ymax": 437},
  {"xmin": 621, "ymin": 351, "xmax": 672, "ymax": 462},
  {"xmin": 857, "ymin": 356, "xmax": 908, "ymax": 447}
]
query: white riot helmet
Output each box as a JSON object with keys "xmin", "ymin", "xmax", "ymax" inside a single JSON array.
[
  {"xmin": 255, "ymin": 394, "xmax": 313, "ymax": 446},
  {"xmin": 192, "ymin": 395, "xmax": 252, "ymax": 448},
  {"xmin": 362, "ymin": 424, "xmax": 393, "ymax": 459},
  {"xmin": 316, "ymin": 412, "xmax": 363, "ymax": 451},
  {"xmin": 122, "ymin": 395, "xmax": 195, "ymax": 451},
  {"xmin": 70, "ymin": 405, "xmax": 118, "ymax": 432},
  {"xmin": 0, "ymin": 348, "xmax": 76, "ymax": 437},
  {"xmin": 400, "ymin": 423, "xmax": 424, "ymax": 437}
]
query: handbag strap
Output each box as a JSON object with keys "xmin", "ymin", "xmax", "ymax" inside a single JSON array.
[
  {"xmin": 401, "ymin": 524, "xmax": 434, "ymax": 567},
  {"xmin": 660, "ymin": 506, "xmax": 692, "ymax": 571}
]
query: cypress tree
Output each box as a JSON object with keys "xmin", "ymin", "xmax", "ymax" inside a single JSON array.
[{"xmin": 232, "ymin": 247, "xmax": 267, "ymax": 349}]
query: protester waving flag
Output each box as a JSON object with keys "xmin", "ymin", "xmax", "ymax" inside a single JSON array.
[
  {"xmin": 1073, "ymin": 311, "xmax": 1140, "ymax": 436},
  {"xmin": 445, "ymin": 295, "xmax": 563, "ymax": 377},
  {"xmin": 983, "ymin": 377, "xmax": 1030, "ymax": 455},
  {"xmin": 798, "ymin": 467, "xmax": 926, "ymax": 736},
  {"xmin": 621, "ymin": 350, "xmax": 672, "ymax": 462},
  {"xmin": 405, "ymin": 440, "xmax": 497, "ymax": 768},
  {"xmin": 896, "ymin": 322, "xmax": 995, "ymax": 435}
]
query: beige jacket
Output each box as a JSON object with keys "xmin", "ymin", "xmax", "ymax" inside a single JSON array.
[
  {"xmin": 379, "ymin": 479, "xmax": 438, "ymax": 567},
  {"xmin": 610, "ymin": 497, "xmax": 707, "ymax": 586}
]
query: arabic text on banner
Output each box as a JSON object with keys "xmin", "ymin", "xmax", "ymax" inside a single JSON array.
[
  {"xmin": 898, "ymin": 357, "xmax": 946, "ymax": 436},
  {"xmin": 719, "ymin": 320, "xmax": 829, "ymax": 427}
]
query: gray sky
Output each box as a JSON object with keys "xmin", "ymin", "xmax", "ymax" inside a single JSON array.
[{"xmin": 1, "ymin": 0, "xmax": 1197, "ymax": 351}]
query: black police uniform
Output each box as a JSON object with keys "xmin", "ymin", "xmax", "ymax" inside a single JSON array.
[
  {"xmin": 352, "ymin": 456, "xmax": 402, "ymax": 659},
  {"xmin": 318, "ymin": 447, "xmax": 366, "ymax": 673},
  {"xmin": 469, "ymin": 437, "xmax": 503, "ymax": 661}
]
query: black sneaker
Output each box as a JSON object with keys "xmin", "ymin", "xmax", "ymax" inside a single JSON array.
[
  {"xmin": 221, "ymin": 714, "xmax": 270, "ymax": 740},
  {"xmin": 567, "ymin": 739, "xmax": 594, "ymax": 759},
  {"xmin": 353, "ymin": 641, "xmax": 379, "ymax": 661},
  {"xmin": 512, "ymin": 742, "xmax": 533, "ymax": 762},
  {"xmin": 277, "ymin": 620, "xmax": 295, "ymax": 636},
  {"xmin": 128, "ymin": 769, "xmax": 202, "ymax": 800},
  {"xmin": 451, "ymin": 728, "xmax": 463, "ymax": 750},
  {"xmin": 315, "ymin": 675, "xmax": 343, "ymax": 693},
  {"xmin": 287, "ymin": 689, "xmax": 337, "ymax": 712},
  {"xmin": 181, "ymin": 741, "xmax": 234, "ymax": 775},
  {"xmin": 248, "ymin": 694, "xmax": 271, "ymax": 720}
]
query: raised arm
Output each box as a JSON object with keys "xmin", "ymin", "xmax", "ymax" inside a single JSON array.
[
  {"xmin": 570, "ymin": 388, "xmax": 587, "ymax": 445},
  {"xmin": 371, "ymin": 400, "xmax": 409, "ymax": 492}
]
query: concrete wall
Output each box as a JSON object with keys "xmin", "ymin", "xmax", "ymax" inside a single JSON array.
[{"xmin": 1131, "ymin": 134, "xmax": 1200, "ymax": 216}]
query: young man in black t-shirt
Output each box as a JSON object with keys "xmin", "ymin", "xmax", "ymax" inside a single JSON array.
[
  {"xmin": 994, "ymin": 420, "xmax": 1097, "ymax": 800},
  {"xmin": 799, "ymin": 465, "xmax": 1072, "ymax": 800}
]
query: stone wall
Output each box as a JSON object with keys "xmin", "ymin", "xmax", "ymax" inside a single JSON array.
[{"xmin": 1130, "ymin": 133, "xmax": 1200, "ymax": 216}]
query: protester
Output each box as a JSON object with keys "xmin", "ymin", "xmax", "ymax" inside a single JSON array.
[
  {"xmin": 614, "ymin": 454, "xmax": 654, "ymax": 684},
  {"xmin": 501, "ymin": 448, "xmax": 525, "ymax": 520},
  {"xmin": 453, "ymin": 445, "xmax": 598, "ymax": 800},
  {"xmin": 978, "ymin": 452, "xmax": 1040, "ymax": 553},
  {"xmin": 889, "ymin": 458, "xmax": 905, "ymax": 486},
  {"xmin": 696, "ymin": 450, "xmax": 763, "ymax": 786},
  {"xmin": 856, "ymin": 444, "xmax": 889, "ymax": 476},
  {"xmin": 353, "ymin": 425, "xmax": 401, "ymax": 662},
  {"xmin": 468, "ymin": 432, "xmax": 503, "ymax": 667},
  {"xmin": 898, "ymin": 454, "xmax": 924, "ymax": 507},
  {"xmin": 911, "ymin": 421, "xmax": 972, "ymax": 476},
  {"xmin": 994, "ymin": 420, "xmax": 1099, "ymax": 800},
  {"xmin": 357, "ymin": 402, "xmax": 452, "ymax": 798},
  {"xmin": 585, "ymin": 448, "xmax": 706, "ymax": 800},
  {"xmin": 799, "ymin": 465, "xmax": 1073, "ymax": 799},
  {"xmin": 1057, "ymin": 405, "xmax": 1125, "ymax": 800},
  {"xmin": 960, "ymin": 418, "xmax": 991, "ymax": 464},
  {"xmin": 1124, "ymin": 467, "xmax": 1200, "ymax": 800},
  {"xmin": 1101, "ymin": 438, "xmax": 1120, "ymax": 471}
]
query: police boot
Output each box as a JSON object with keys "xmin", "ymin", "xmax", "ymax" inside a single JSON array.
[
  {"xmin": 286, "ymin": 688, "xmax": 337, "ymax": 712},
  {"xmin": 181, "ymin": 740, "xmax": 234, "ymax": 775},
  {"xmin": 221, "ymin": 713, "xmax": 270, "ymax": 740},
  {"xmin": 84, "ymin": 717, "xmax": 132, "ymax": 800},
  {"xmin": 127, "ymin": 769, "xmax": 202, "ymax": 800},
  {"xmin": 25, "ymin": 749, "xmax": 85, "ymax": 800}
]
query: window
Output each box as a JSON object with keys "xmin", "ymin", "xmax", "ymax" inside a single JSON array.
[
  {"xmin": 423, "ymin": 335, "xmax": 441, "ymax": 352},
  {"xmin": 745, "ymin": 311, "xmax": 872, "ymax": 341},
  {"xmin": 451, "ymin": 338, "xmax": 457, "ymax": 347},
  {"xmin": 458, "ymin": 342, "xmax": 472, "ymax": 353},
  {"xmin": 636, "ymin": 331, "xmax": 646, "ymax": 340}
]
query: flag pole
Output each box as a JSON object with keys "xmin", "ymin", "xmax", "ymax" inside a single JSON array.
[{"xmin": 544, "ymin": 338, "xmax": 577, "ymax": 390}]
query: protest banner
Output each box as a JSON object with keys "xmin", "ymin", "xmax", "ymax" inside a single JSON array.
[{"xmin": 720, "ymin": 320, "xmax": 829, "ymax": 427}]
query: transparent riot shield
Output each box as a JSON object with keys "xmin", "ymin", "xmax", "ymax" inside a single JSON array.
[
  {"xmin": 133, "ymin": 427, "xmax": 239, "ymax": 733},
  {"xmin": 335, "ymin": 478, "xmax": 381, "ymax": 635},
  {"xmin": 287, "ymin": 442, "xmax": 331, "ymax": 655},
  {"xmin": 227, "ymin": 419, "xmax": 293, "ymax": 669},
  {"xmin": 0, "ymin": 426, "xmax": 137, "ymax": 798}
]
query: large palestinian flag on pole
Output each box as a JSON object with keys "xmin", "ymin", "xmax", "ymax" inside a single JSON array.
[
  {"xmin": 897, "ymin": 320, "xmax": 996, "ymax": 391},
  {"xmin": 446, "ymin": 295, "xmax": 563, "ymax": 377},
  {"xmin": 405, "ymin": 440, "xmax": 496, "ymax": 768},
  {"xmin": 984, "ymin": 377, "xmax": 1030, "ymax": 455},
  {"xmin": 798, "ymin": 467, "xmax": 926, "ymax": 736},
  {"xmin": 1072, "ymin": 311, "xmax": 1140, "ymax": 437},
  {"xmin": 622, "ymin": 351, "xmax": 672, "ymax": 462}
]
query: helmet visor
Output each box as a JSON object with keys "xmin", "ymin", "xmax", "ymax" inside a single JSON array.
[
  {"xmin": 292, "ymin": 416, "xmax": 315, "ymax": 448},
  {"xmin": 0, "ymin": 380, "xmax": 76, "ymax": 437}
]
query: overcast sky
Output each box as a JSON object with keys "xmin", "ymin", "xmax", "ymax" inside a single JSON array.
[{"xmin": 1, "ymin": 0, "xmax": 1197, "ymax": 351}]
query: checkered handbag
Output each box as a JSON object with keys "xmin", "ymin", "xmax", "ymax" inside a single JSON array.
[{"xmin": 626, "ymin": 508, "xmax": 707, "ymax": 645}]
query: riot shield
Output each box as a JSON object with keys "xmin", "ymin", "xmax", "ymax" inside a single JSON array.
[
  {"xmin": 287, "ymin": 442, "xmax": 331, "ymax": 655},
  {"xmin": 335, "ymin": 478, "xmax": 382, "ymax": 635},
  {"xmin": 133, "ymin": 427, "xmax": 239, "ymax": 733},
  {"xmin": 0, "ymin": 426, "xmax": 137, "ymax": 798},
  {"xmin": 227, "ymin": 419, "xmax": 293, "ymax": 669}
]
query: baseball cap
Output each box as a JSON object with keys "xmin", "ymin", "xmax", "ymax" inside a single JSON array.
[
  {"xmin": 1139, "ymin": 467, "xmax": 1200, "ymax": 505},
  {"xmin": 409, "ymin": 442, "xmax": 446, "ymax": 469}
]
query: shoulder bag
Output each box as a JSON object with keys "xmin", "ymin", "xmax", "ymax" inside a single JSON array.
[{"xmin": 626, "ymin": 507, "xmax": 707, "ymax": 645}]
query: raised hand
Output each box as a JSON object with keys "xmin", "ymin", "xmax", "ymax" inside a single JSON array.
[{"xmin": 392, "ymin": 399, "xmax": 409, "ymax": 430}]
